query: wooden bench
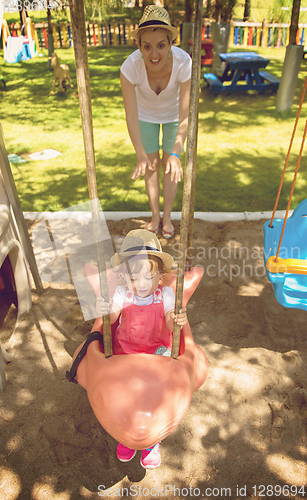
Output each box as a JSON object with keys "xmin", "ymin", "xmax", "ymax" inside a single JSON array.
[
  {"xmin": 259, "ymin": 71, "xmax": 279, "ymax": 93},
  {"xmin": 204, "ymin": 73, "xmax": 223, "ymax": 95},
  {"xmin": 204, "ymin": 68, "xmax": 279, "ymax": 96}
]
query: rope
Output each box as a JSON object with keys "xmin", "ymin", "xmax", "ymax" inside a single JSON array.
[
  {"xmin": 275, "ymin": 115, "xmax": 307, "ymax": 261},
  {"xmin": 269, "ymin": 75, "xmax": 307, "ymax": 228}
]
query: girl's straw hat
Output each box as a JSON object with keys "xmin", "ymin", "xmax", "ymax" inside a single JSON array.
[
  {"xmin": 110, "ymin": 229, "xmax": 174, "ymax": 269},
  {"xmin": 131, "ymin": 5, "xmax": 179, "ymax": 42}
]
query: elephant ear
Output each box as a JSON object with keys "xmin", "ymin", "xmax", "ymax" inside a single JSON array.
[
  {"xmin": 161, "ymin": 267, "xmax": 203, "ymax": 307},
  {"xmin": 84, "ymin": 263, "xmax": 120, "ymax": 298}
]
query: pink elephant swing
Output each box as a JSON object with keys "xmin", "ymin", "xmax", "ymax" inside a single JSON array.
[
  {"xmin": 66, "ymin": 0, "xmax": 208, "ymax": 452},
  {"xmin": 67, "ymin": 265, "xmax": 208, "ymax": 450}
]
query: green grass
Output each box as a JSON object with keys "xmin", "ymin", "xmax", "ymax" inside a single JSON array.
[{"xmin": 1, "ymin": 44, "xmax": 307, "ymax": 213}]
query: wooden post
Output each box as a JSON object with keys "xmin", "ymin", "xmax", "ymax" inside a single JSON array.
[
  {"xmin": 52, "ymin": 23, "xmax": 57, "ymax": 48},
  {"xmin": 61, "ymin": 21, "xmax": 67, "ymax": 47},
  {"xmin": 98, "ymin": 24, "xmax": 102, "ymax": 46},
  {"xmin": 127, "ymin": 21, "xmax": 132, "ymax": 46},
  {"xmin": 256, "ymin": 25, "xmax": 261, "ymax": 47},
  {"xmin": 113, "ymin": 22, "xmax": 117, "ymax": 45},
  {"xmin": 171, "ymin": 0, "xmax": 202, "ymax": 359},
  {"xmin": 229, "ymin": 23, "xmax": 234, "ymax": 46},
  {"xmin": 47, "ymin": 10, "xmax": 54, "ymax": 69},
  {"xmin": 68, "ymin": 0, "xmax": 112, "ymax": 357},
  {"xmin": 243, "ymin": 22, "xmax": 248, "ymax": 46},
  {"xmin": 262, "ymin": 21, "xmax": 268, "ymax": 47}
]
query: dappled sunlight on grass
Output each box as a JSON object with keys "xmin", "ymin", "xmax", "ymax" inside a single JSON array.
[
  {"xmin": 1, "ymin": 45, "xmax": 307, "ymax": 212},
  {"xmin": 190, "ymin": 147, "xmax": 303, "ymax": 212}
]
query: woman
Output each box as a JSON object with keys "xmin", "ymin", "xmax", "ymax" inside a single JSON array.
[{"xmin": 120, "ymin": 5, "xmax": 191, "ymax": 238}]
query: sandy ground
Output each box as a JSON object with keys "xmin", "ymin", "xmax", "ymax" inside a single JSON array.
[{"xmin": 0, "ymin": 216, "xmax": 306, "ymax": 500}]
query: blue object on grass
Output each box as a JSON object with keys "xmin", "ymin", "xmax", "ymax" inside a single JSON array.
[
  {"xmin": 263, "ymin": 198, "xmax": 307, "ymax": 310},
  {"xmin": 21, "ymin": 40, "xmax": 31, "ymax": 61}
]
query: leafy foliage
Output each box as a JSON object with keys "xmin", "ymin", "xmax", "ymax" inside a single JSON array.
[
  {"xmin": 83, "ymin": 0, "xmax": 124, "ymax": 22},
  {"xmin": 206, "ymin": 0, "xmax": 237, "ymax": 23},
  {"xmin": 269, "ymin": 0, "xmax": 292, "ymax": 23}
]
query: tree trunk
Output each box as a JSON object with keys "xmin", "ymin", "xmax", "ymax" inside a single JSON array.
[
  {"xmin": 185, "ymin": 0, "xmax": 193, "ymax": 23},
  {"xmin": 205, "ymin": 0, "xmax": 212, "ymax": 18},
  {"xmin": 47, "ymin": 8, "xmax": 54, "ymax": 69},
  {"xmin": 289, "ymin": 0, "xmax": 301, "ymax": 45},
  {"xmin": 243, "ymin": 0, "xmax": 250, "ymax": 22},
  {"xmin": 19, "ymin": 7, "xmax": 27, "ymax": 29},
  {"xmin": 47, "ymin": 8, "xmax": 52, "ymax": 34}
]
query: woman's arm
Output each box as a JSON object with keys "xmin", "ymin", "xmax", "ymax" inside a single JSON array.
[
  {"xmin": 165, "ymin": 78, "xmax": 191, "ymax": 183},
  {"xmin": 120, "ymin": 72, "xmax": 154, "ymax": 179}
]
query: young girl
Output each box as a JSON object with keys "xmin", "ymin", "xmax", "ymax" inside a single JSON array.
[{"xmin": 96, "ymin": 229, "xmax": 187, "ymax": 469}]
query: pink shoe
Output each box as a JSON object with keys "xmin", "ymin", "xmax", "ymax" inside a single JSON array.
[
  {"xmin": 140, "ymin": 443, "xmax": 161, "ymax": 469},
  {"xmin": 116, "ymin": 443, "xmax": 136, "ymax": 462}
]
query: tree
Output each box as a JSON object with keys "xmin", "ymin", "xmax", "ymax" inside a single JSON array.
[
  {"xmin": 185, "ymin": 0, "xmax": 194, "ymax": 23},
  {"xmin": 83, "ymin": 0, "xmax": 123, "ymax": 22},
  {"xmin": 289, "ymin": 0, "xmax": 301, "ymax": 44},
  {"xmin": 205, "ymin": 0, "xmax": 237, "ymax": 23},
  {"xmin": 243, "ymin": 0, "xmax": 250, "ymax": 21},
  {"xmin": 269, "ymin": 0, "xmax": 291, "ymax": 23},
  {"xmin": 19, "ymin": 6, "xmax": 27, "ymax": 28}
]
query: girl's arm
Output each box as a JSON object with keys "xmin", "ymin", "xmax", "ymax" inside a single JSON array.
[
  {"xmin": 165, "ymin": 307, "xmax": 187, "ymax": 332},
  {"xmin": 96, "ymin": 296, "xmax": 121, "ymax": 324},
  {"xmin": 120, "ymin": 72, "xmax": 154, "ymax": 179},
  {"xmin": 165, "ymin": 78, "xmax": 191, "ymax": 183}
]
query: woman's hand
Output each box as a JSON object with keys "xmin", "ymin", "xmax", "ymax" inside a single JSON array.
[
  {"xmin": 131, "ymin": 155, "xmax": 155, "ymax": 179},
  {"xmin": 96, "ymin": 296, "xmax": 111, "ymax": 317},
  {"xmin": 165, "ymin": 155, "xmax": 183, "ymax": 183},
  {"xmin": 171, "ymin": 307, "xmax": 187, "ymax": 327}
]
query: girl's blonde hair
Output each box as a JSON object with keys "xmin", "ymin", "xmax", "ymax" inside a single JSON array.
[{"xmin": 116, "ymin": 254, "xmax": 171, "ymax": 283}]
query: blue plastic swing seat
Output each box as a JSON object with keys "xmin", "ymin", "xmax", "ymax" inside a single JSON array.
[{"xmin": 263, "ymin": 198, "xmax": 307, "ymax": 310}]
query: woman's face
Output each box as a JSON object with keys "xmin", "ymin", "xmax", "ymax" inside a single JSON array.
[{"xmin": 139, "ymin": 29, "xmax": 171, "ymax": 73}]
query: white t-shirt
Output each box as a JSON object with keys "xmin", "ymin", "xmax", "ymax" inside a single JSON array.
[
  {"xmin": 113, "ymin": 286, "xmax": 175, "ymax": 314},
  {"xmin": 120, "ymin": 46, "xmax": 191, "ymax": 124}
]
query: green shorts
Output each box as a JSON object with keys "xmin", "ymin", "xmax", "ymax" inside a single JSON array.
[{"xmin": 139, "ymin": 120, "xmax": 179, "ymax": 155}]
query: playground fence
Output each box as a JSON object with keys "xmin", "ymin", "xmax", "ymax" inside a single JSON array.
[{"xmin": 2, "ymin": 19, "xmax": 307, "ymax": 52}]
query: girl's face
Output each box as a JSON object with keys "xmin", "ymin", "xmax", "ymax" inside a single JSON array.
[
  {"xmin": 139, "ymin": 29, "xmax": 171, "ymax": 73},
  {"xmin": 124, "ymin": 258, "xmax": 162, "ymax": 298}
]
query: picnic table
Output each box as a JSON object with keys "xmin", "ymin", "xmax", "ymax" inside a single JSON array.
[{"xmin": 204, "ymin": 51, "xmax": 280, "ymax": 95}]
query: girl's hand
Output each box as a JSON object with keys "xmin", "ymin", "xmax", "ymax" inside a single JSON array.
[
  {"xmin": 171, "ymin": 307, "xmax": 187, "ymax": 327},
  {"xmin": 96, "ymin": 296, "xmax": 111, "ymax": 317},
  {"xmin": 131, "ymin": 156, "xmax": 155, "ymax": 179},
  {"xmin": 165, "ymin": 155, "xmax": 183, "ymax": 183}
]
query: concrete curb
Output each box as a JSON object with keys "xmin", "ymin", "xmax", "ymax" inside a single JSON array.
[{"xmin": 23, "ymin": 210, "xmax": 291, "ymax": 222}]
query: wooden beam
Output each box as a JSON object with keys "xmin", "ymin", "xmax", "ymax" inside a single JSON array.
[
  {"xmin": 68, "ymin": 0, "xmax": 112, "ymax": 357},
  {"xmin": 171, "ymin": 0, "xmax": 202, "ymax": 359}
]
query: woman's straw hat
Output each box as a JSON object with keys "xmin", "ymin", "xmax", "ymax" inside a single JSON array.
[
  {"xmin": 131, "ymin": 5, "xmax": 179, "ymax": 42},
  {"xmin": 110, "ymin": 229, "xmax": 174, "ymax": 269}
]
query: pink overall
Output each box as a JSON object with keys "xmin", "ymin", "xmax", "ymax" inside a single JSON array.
[{"xmin": 113, "ymin": 286, "xmax": 172, "ymax": 355}]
